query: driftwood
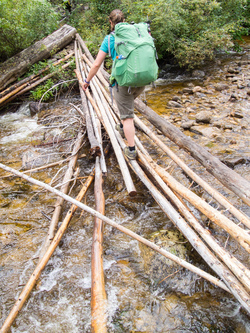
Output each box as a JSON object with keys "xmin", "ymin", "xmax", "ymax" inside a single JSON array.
[
  {"xmin": 91, "ymin": 157, "xmax": 107, "ymax": 332},
  {"xmin": 0, "ymin": 25, "xmax": 76, "ymax": 91},
  {"xmin": 0, "ymin": 168, "xmax": 95, "ymax": 333},
  {"xmin": 39, "ymin": 130, "xmax": 85, "ymax": 260},
  {"xmin": 134, "ymin": 98, "xmax": 250, "ymax": 206}
]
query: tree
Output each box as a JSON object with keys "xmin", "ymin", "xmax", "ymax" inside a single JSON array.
[{"xmin": 0, "ymin": 0, "xmax": 59, "ymax": 61}]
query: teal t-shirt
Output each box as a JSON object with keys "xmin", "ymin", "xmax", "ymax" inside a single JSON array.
[{"xmin": 100, "ymin": 34, "xmax": 117, "ymax": 61}]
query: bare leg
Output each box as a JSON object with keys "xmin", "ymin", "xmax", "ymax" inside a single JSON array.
[{"xmin": 122, "ymin": 118, "xmax": 135, "ymax": 147}]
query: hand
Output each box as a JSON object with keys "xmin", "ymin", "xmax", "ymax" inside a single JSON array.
[{"xmin": 82, "ymin": 81, "xmax": 90, "ymax": 91}]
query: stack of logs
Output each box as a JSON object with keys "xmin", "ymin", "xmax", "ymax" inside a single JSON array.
[{"xmin": 0, "ymin": 32, "xmax": 249, "ymax": 333}]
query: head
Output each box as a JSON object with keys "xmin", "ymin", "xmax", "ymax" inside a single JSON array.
[{"xmin": 109, "ymin": 9, "xmax": 125, "ymax": 30}]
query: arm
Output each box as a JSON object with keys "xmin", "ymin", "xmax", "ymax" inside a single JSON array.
[{"xmin": 82, "ymin": 50, "xmax": 107, "ymax": 90}]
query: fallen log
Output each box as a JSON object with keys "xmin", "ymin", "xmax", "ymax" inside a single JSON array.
[
  {"xmin": 134, "ymin": 116, "xmax": 250, "ymax": 229},
  {"xmin": 0, "ymin": 167, "xmax": 95, "ymax": 333},
  {"xmin": 0, "ymin": 51, "xmax": 74, "ymax": 100},
  {"xmin": 76, "ymin": 34, "xmax": 109, "ymax": 82},
  {"xmin": 3, "ymin": 163, "xmax": 250, "ymax": 316},
  {"xmin": 0, "ymin": 24, "xmax": 76, "ymax": 91},
  {"xmin": 91, "ymin": 157, "xmax": 107, "ymax": 332},
  {"xmin": 135, "ymin": 139, "xmax": 250, "ymax": 292},
  {"xmin": 75, "ymin": 66, "xmax": 137, "ymax": 197},
  {"xmin": 104, "ymin": 95, "xmax": 250, "ymax": 300},
  {"xmin": 39, "ymin": 130, "xmax": 85, "ymax": 260},
  {"xmin": 74, "ymin": 41, "xmax": 101, "ymax": 157},
  {"xmin": 0, "ymin": 163, "xmax": 233, "ymax": 292},
  {"xmin": 134, "ymin": 98, "xmax": 250, "ymax": 206}
]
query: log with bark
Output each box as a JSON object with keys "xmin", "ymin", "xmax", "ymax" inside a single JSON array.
[{"xmin": 0, "ymin": 24, "xmax": 76, "ymax": 91}]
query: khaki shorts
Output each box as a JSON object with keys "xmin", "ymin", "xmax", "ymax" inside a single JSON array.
[{"xmin": 114, "ymin": 85, "xmax": 145, "ymax": 120}]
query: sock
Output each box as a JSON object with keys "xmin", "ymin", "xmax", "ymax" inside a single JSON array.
[{"xmin": 129, "ymin": 146, "xmax": 135, "ymax": 151}]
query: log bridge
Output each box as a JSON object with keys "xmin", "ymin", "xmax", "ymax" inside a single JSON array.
[{"xmin": 0, "ymin": 28, "xmax": 249, "ymax": 332}]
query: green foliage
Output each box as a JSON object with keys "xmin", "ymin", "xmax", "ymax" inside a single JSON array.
[
  {"xmin": 29, "ymin": 58, "xmax": 76, "ymax": 101},
  {"xmin": 0, "ymin": 0, "xmax": 59, "ymax": 61}
]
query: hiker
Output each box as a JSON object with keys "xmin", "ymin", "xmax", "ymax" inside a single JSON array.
[{"xmin": 82, "ymin": 9, "xmax": 146, "ymax": 160}]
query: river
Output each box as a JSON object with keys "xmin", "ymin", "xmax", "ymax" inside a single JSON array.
[{"xmin": 0, "ymin": 39, "xmax": 249, "ymax": 332}]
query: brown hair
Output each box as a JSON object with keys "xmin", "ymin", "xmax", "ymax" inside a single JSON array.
[{"xmin": 109, "ymin": 9, "xmax": 124, "ymax": 27}]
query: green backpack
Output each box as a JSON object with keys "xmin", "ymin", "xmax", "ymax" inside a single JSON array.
[{"xmin": 109, "ymin": 22, "xmax": 158, "ymax": 87}]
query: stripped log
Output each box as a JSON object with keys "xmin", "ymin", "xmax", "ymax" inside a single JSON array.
[
  {"xmin": 84, "ymin": 77, "xmax": 250, "ymax": 310},
  {"xmin": 0, "ymin": 24, "xmax": 76, "ymax": 91},
  {"xmin": 0, "ymin": 168, "xmax": 95, "ymax": 333},
  {"xmin": 134, "ymin": 98, "xmax": 250, "ymax": 206},
  {"xmin": 75, "ymin": 67, "xmax": 137, "ymax": 197},
  {"xmin": 91, "ymin": 157, "xmax": 107, "ymax": 332},
  {"xmin": 0, "ymin": 51, "xmax": 74, "ymax": 100},
  {"xmin": 74, "ymin": 41, "xmax": 100, "ymax": 157},
  {"xmin": 134, "ymin": 115, "xmax": 250, "ymax": 229},
  {"xmin": 76, "ymin": 34, "xmax": 109, "ymax": 82},
  {"xmin": 135, "ymin": 139, "xmax": 250, "ymax": 292},
  {"xmin": 39, "ymin": 130, "xmax": 85, "ymax": 260},
  {"xmin": 151, "ymin": 160, "xmax": 250, "ymax": 253},
  {"xmin": 0, "ymin": 163, "xmax": 233, "ymax": 293}
]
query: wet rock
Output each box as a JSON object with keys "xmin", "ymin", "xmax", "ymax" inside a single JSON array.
[
  {"xmin": 194, "ymin": 92, "xmax": 206, "ymax": 98},
  {"xmin": 139, "ymin": 229, "xmax": 189, "ymax": 286},
  {"xmin": 227, "ymin": 67, "xmax": 240, "ymax": 74},
  {"xmin": 167, "ymin": 101, "xmax": 182, "ymax": 108},
  {"xmin": 229, "ymin": 93, "xmax": 238, "ymax": 102},
  {"xmin": 172, "ymin": 96, "xmax": 182, "ymax": 103},
  {"xmin": 181, "ymin": 120, "xmax": 195, "ymax": 130},
  {"xmin": 182, "ymin": 88, "xmax": 193, "ymax": 94},
  {"xmin": 190, "ymin": 125, "xmax": 221, "ymax": 138},
  {"xmin": 231, "ymin": 77, "xmax": 240, "ymax": 82},
  {"xmin": 230, "ymin": 110, "xmax": 243, "ymax": 118},
  {"xmin": 214, "ymin": 83, "xmax": 229, "ymax": 91},
  {"xmin": 29, "ymin": 102, "xmax": 49, "ymax": 116},
  {"xmin": 195, "ymin": 111, "xmax": 213, "ymax": 123},
  {"xmin": 221, "ymin": 157, "xmax": 249, "ymax": 169},
  {"xmin": 192, "ymin": 86, "xmax": 203, "ymax": 93},
  {"xmin": 192, "ymin": 70, "xmax": 205, "ymax": 78}
]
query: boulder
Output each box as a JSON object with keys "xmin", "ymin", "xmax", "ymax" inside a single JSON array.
[
  {"xmin": 214, "ymin": 84, "xmax": 229, "ymax": 91},
  {"xmin": 167, "ymin": 101, "xmax": 182, "ymax": 108},
  {"xmin": 195, "ymin": 111, "xmax": 213, "ymax": 123},
  {"xmin": 192, "ymin": 86, "xmax": 203, "ymax": 93}
]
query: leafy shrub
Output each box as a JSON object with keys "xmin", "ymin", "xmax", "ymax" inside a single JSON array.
[{"xmin": 0, "ymin": 0, "xmax": 59, "ymax": 61}]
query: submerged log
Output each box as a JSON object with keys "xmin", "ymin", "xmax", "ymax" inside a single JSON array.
[
  {"xmin": 0, "ymin": 24, "xmax": 76, "ymax": 91},
  {"xmin": 134, "ymin": 98, "xmax": 250, "ymax": 206}
]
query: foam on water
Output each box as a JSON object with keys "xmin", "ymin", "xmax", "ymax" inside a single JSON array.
[{"xmin": 0, "ymin": 103, "xmax": 43, "ymax": 144}]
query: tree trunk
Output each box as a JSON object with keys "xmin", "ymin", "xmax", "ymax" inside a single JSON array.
[{"xmin": 0, "ymin": 24, "xmax": 76, "ymax": 91}]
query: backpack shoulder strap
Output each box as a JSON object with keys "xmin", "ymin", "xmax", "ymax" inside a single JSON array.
[{"xmin": 108, "ymin": 32, "xmax": 115, "ymax": 57}]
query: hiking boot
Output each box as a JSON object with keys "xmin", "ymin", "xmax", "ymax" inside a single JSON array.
[
  {"xmin": 124, "ymin": 146, "xmax": 137, "ymax": 160},
  {"xmin": 115, "ymin": 123, "xmax": 125, "ymax": 138}
]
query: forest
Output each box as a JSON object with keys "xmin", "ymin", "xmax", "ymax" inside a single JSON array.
[{"xmin": 0, "ymin": 0, "xmax": 249, "ymax": 69}]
